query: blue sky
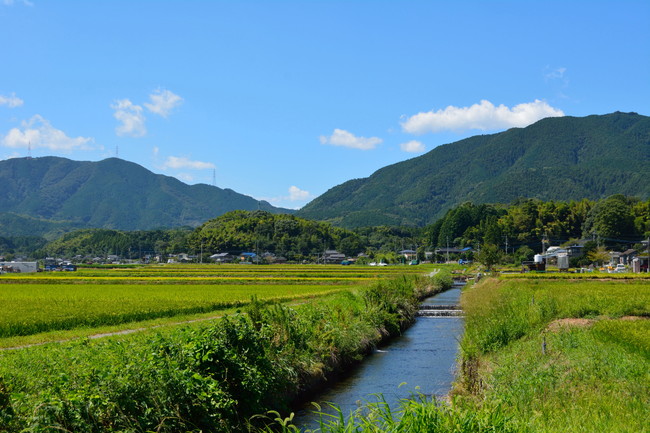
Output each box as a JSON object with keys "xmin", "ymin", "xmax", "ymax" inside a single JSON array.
[{"xmin": 1, "ymin": 1, "xmax": 648, "ymax": 209}]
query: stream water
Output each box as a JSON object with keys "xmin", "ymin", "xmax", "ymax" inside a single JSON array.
[{"xmin": 294, "ymin": 285, "xmax": 464, "ymax": 430}]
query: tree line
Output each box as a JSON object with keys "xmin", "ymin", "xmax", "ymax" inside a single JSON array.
[{"xmin": 2, "ymin": 195, "xmax": 648, "ymax": 264}]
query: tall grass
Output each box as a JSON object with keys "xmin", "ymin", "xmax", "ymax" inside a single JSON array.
[
  {"xmin": 453, "ymin": 277, "xmax": 650, "ymax": 433},
  {"xmin": 461, "ymin": 278, "xmax": 650, "ymax": 355},
  {"xmin": 257, "ymin": 395, "xmax": 515, "ymax": 433}
]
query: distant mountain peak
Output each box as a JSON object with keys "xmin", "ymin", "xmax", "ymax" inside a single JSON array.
[
  {"xmin": 0, "ymin": 156, "xmax": 293, "ymax": 236},
  {"xmin": 297, "ymin": 112, "xmax": 650, "ymax": 227}
]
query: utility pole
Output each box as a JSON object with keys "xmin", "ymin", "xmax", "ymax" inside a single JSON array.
[
  {"xmin": 446, "ymin": 236, "xmax": 450, "ymax": 263},
  {"xmin": 504, "ymin": 235, "xmax": 509, "ymax": 254}
]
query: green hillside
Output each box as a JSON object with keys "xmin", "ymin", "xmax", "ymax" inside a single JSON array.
[
  {"xmin": 0, "ymin": 157, "xmax": 292, "ymax": 236},
  {"xmin": 297, "ymin": 112, "xmax": 650, "ymax": 227}
]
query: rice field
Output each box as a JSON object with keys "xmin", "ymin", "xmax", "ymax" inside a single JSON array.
[{"xmin": 0, "ymin": 264, "xmax": 434, "ymax": 341}]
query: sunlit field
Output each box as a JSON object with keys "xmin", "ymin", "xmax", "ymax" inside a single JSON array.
[{"xmin": 0, "ymin": 264, "xmax": 433, "ymax": 341}]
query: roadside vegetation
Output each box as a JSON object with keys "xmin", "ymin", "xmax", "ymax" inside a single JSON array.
[{"xmin": 0, "ymin": 266, "xmax": 452, "ymax": 432}]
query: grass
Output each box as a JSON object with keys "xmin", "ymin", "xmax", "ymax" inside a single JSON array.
[
  {"xmin": 0, "ymin": 264, "xmax": 435, "ymax": 341},
  {"xmin": 460, "ymin": 278, "xmax": 650, "ymax": 355},
  {"xmin": 0, "ymin": 282, "xmax": 351, "ymax": 338},
  {"xmin": 452, "ymin": 276, "xmax": 650, "ymax": 433},
  {"xmin": 473, "ymin": 324, "xmax": 650, "ymax": 432},
  {"xmin": 288, "ymin": 275, "xmax": 650, "ymax": 433},
  {"xmin": 499, "ymin": 271, "xmax": 650, "ymax": 280},
  {"xmin": 258, "ymin": 395, "xmax": 516, "ymax": 433},
  {"xmin": 0, "ymin": 271, "xmax": 452, "ymax": 432}
]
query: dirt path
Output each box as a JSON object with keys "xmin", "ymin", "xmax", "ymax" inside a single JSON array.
[{"xmin": 0, "ymin": 313, "xmax": 227, "ymax": 351}]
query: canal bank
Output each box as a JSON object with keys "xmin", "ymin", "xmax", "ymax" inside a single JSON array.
[{"xmin": 294, "ymin": 285, "xmax": 464, "ymax": 431}]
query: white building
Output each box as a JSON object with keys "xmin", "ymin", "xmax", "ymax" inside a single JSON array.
[{"xmin": 0, "ymin": 261, "xmax": 39, "ymax": 273}]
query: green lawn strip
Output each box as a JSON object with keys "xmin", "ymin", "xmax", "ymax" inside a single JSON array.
[{"xmin": 0, "ymin": 264, "xmax": 431, "ymax": 282}]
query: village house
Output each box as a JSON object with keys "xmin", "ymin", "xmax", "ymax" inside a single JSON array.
[
  {"xmin": 323, "ymin": 250, "xmax": 346, "ymax": 264},
  {"xmin": 210, "ymin": 252, "xmax": 234, "ymax": 263}
]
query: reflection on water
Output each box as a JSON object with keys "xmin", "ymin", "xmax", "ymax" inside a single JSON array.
[{"xmin": 294, "ymin": 287, "xmax": 464, "ymax": 430}]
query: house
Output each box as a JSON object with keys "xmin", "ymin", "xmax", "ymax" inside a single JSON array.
[
  {"xmin": 323, "ymin": 250, "xmax": 346, "ymax": 264},
  {"xmin": 177, "ymin": 253, "xmax": 192, "ymax": 262},
  {"xmin": 268, "ymin": 255, "xmax": 288, "ymax": 264},
  {"xmin": 0, "ymin": 261, "xmax": 39, "ymax": 273},
  {"xmin": 240, "ymin": 252, "xmax": 258, "ymax": 263},
  {"xmin": 565, "ymin": 244, "xmax": 584, "ymax": 257},
  {"xmin": 210, "ymin": 253, "xmax": 234, "ymax": 263},
  {"xmin": 619, "ymin": 249, "xmax": 637, "ymax": 265},
  {"xmin": 399, "ymin": 249, "xmax": 418, "ymax": 260},
  {"xmin": 435, "ymin": 247, "xmax": 472, "ymax": 262}
]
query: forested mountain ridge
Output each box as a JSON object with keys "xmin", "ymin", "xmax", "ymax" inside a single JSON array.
[
  {"xmin": 297, "ymin": 112, "xmax": 650, "ymax": 227},
  {"xmin": 0, "ymin": 156, "xmax": 292, "ymax": 235}
]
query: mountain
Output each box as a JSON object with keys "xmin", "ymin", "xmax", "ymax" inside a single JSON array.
[
  {"xmin": 0, "ymin": 156, "xmax": 293, "ymax": 236},
  {"xmin": 297, "ymin": 112, "xmax": 650, "ymax": 227}
]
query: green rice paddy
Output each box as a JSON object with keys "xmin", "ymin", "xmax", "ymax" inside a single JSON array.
[{"xmin": 0, "ymin": 264, "xmax": 433, "ymax": 342}]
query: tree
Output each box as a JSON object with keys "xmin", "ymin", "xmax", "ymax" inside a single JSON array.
[
  {"xmin": 587, "ymin": 246, "xmax": 610, "ymax": 266},
  {"xmin": 475, "ymin": 243, "xmax": 502, "ymax": 271},
  {"xmin": 513, "ymin": 245, "xmax": 534, "ymax": 264},
  {"xmin": 582, "ymin": 195, "xmax": 636, "ymax": 240}
]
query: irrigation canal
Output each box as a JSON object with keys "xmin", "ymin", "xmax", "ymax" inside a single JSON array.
[{"xmin": 294, "ymin": 283, "xmax": 465, "ymax": 430}]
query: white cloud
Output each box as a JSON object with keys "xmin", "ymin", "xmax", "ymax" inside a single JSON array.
[
  {"xmin": 1, "ymin": 115, "xmax": 94, "ymax": 151},
  {"xmin": 319, "ymin": 128, "xmax": 382, "ymax": 150},
  {"xmin": 399, "ymin": 140, "xmax": 426, "ymax": 153},
  {"xmin": 288, "ymin": 185, "xmax": 312, "ymax": 201},
  {"xmin": 162, "ymin": 156, "xmax": 215, "ymax": 170},
  {"xmin": 111, "ymin": 99, "xmax": 146, "ymax": 137},
  {"xmin": 0, "ymin": 93, "xmax": 23, "ymax": 108},
  {"xmin": 3, "ymin": 0, "xmax": 34, "ymax": 6},
  {"xmin": 262, "ymin": 185, "xmax": 315, "ymax": 209},
  {"xmin": 401, "ymin": 100, "xmax": 565, "ymax": 134},
  {"xmin": 144, "ymin": 89, "xmax": 183, "ymax": 118},
  {"xmin": 544, "ymin": 67, "xmax": 567, "ymax": 81}
]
